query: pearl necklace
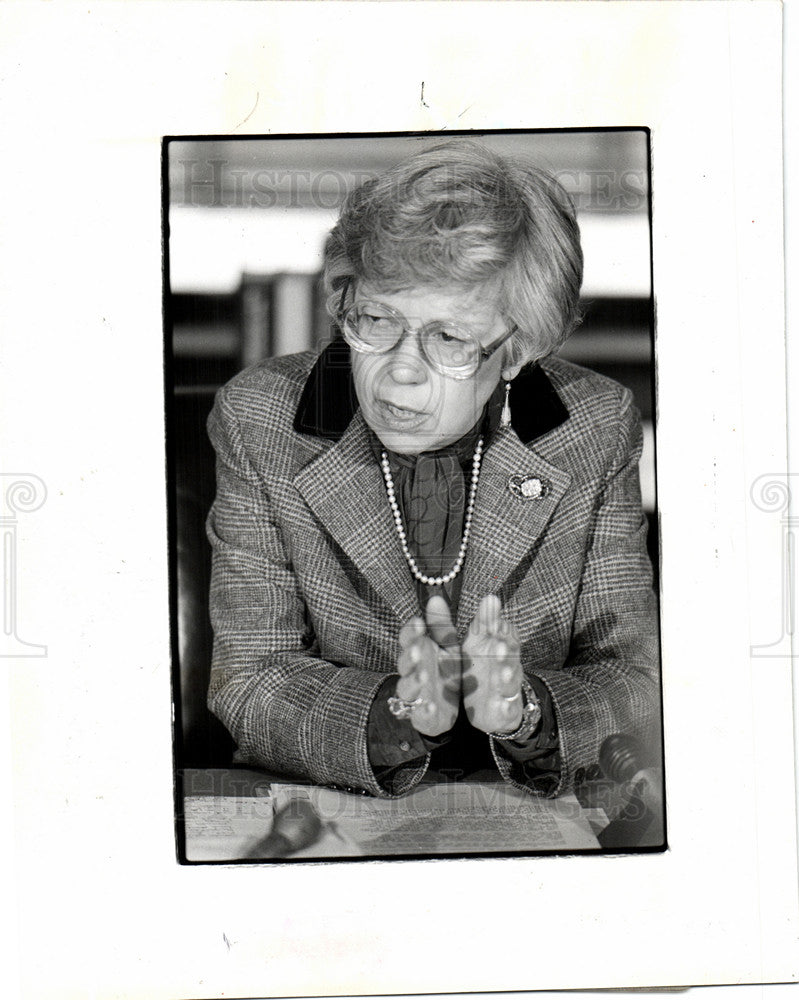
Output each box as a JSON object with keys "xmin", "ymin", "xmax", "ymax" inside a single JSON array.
[{"xmin": 379, "ymin": 437, "xmax": 484, "ymax": 587}]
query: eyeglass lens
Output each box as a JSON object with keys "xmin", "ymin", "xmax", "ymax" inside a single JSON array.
[{"xmin": 345, "ymin": 303, "xmax": 480, "ymax": 372}]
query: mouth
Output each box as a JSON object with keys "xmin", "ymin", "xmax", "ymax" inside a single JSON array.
[{"xmin": 374, "ymin": 398, "xmax": 428, "ymax": 427}]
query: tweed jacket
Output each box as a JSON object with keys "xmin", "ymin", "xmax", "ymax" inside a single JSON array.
[{"xmin": 206, "ymin": 340, "xmax": 660, "ymax": 798}]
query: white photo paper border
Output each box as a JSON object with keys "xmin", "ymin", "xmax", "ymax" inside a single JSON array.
[{"xmin": 0, "ymin": 2, "xmax": 796, "ymax": 998}]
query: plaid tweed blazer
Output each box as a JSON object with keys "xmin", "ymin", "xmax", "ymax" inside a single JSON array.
[{"xmin": 206, "ymin": 340, "xmax": 660, "ymax": 798}]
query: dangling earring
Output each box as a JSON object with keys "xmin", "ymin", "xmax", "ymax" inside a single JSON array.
[{"xmin": 500, "ymin": 380, "xmax": 512, "ymax": 429}]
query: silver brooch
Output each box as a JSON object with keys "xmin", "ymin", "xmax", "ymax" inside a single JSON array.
[{"xmin": 508, "ymin": 474, "xmax": 548, "ymax": 501}]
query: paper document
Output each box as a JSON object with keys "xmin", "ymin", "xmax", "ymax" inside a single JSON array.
[
  {"xmin": 182, "ymin": 792, "xmax": 361, "ymax": 862},
  {"xmin": 183, "ymin": 794, "xmax": 275, "ymax": 862},
  {"xmin": 183, "ymin": 776, "xmax": 600, "ymax": 861},
  {"xmin": 299, "ymin": 780, "xmax": 600, "ymax": 855}
]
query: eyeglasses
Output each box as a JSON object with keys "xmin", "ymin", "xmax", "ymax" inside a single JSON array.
[{"xmin": 339, "ymin": 297, "xmax": 516, "ymax": 380}]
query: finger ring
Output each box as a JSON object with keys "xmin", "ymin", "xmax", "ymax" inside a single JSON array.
[
  {"xmin": 387, "ymin": 695, "xmax": 424, "ymax": 720},
  {"xmin": 502, "ymin": 691, "xmax": 522, "ymax": 704}
]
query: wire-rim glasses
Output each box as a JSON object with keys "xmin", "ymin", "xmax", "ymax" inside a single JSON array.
[{"xmin": 339, "ymin": 297, "xmax": 516, "ymax": 380}]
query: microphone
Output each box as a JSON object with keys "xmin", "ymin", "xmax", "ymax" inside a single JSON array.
[
  {"xmin": 599, "ymin": 733, "xmax": 664, "ymax": 819},
  {"xmin": 246, "ymin": 797, "xmax": 323, "ymax": 860}
]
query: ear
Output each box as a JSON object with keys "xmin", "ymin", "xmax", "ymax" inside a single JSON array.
[{"xmin": 501, "ymin": 360, "xmax": 525, "ymax": 381}]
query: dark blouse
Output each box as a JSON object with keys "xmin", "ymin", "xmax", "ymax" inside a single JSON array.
[{"xmin": 364, "ymin": 380, "xmax": 561, "ymax": 794}]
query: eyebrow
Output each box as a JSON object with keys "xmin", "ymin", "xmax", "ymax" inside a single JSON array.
[{"xmin": 352, "ymin": 293, "xmax": 498, "ymax": 335}]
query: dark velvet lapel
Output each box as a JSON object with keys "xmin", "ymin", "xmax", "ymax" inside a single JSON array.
[
  {"xmin": 293, "ymin": 335, "xmax": 570, "ymax": 444},
  {"xmin": 293, "ymin": 337, "xmax": 360, "ymax": 439},
  {"xmin": 508, "ymin": 357, "xmax": 570, "ymax": 443}
]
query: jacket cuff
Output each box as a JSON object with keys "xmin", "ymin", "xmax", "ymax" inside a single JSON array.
[
  {"xmin": 490, "ymin": 674, "xmax": 563, "ymax": 796},
  {"xmin": 367, "ymin": 675, "xmax": 457, "ymax": 795},
  {"xmin": 367, "ymin": 675, "xmax": 430, "ymax": 766}
]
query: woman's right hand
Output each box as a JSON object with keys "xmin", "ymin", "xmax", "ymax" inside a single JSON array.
[{"xmin": 395, "ymin": 595, "xmax": 461, "ymax": 737}]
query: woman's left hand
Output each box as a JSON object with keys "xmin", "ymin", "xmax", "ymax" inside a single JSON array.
[{"xmin": 462, "ymin": 594, "xmax": 524, "ymax": 734}]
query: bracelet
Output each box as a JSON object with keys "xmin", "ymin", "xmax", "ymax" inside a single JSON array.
[{"xmin": 490, "ymin": 680, "xmax": 542, "ymax": 742}]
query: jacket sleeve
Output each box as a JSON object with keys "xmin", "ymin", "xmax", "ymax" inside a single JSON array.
[
  {"xmin": 205, "ymin": 385, "xmax": 429, "ymax": 798},
  {"xmin": 491, "ymin": 388, "xmax": 661, "ymax": 796}
]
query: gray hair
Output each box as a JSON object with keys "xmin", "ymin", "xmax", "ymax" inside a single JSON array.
[{"xmin": 322, "ymin": 138, "xmax": 583, "ymax": 365}]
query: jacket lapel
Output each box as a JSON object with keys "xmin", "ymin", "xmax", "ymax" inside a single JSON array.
[
  {"xmin": 292, "ymin": 411, "xmax": 420, "ymax": 626},
  {"xmin": 456, "ymin": 429, "xmax": 572, "ymax": 634}
]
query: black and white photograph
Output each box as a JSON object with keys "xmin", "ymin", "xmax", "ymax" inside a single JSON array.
[
  {"xmin": 167, "ymin": 130, "xmax": 664, "ymax": 862},
  {"xmin": 3, "ymin": 2, "xmax": 796, "ymax": 997}
]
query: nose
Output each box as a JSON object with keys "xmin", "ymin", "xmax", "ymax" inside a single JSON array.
[{"xmin": 385, "ymin": 328, "xmax": 428, "ymax": 385}]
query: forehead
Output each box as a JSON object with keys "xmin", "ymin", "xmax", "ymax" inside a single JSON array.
[{"xmin": 356, "ymin": 281, "xmax": 502, "ymax": 328}]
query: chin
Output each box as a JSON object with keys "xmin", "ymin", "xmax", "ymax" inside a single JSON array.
[
  {"xmin": 373, "ymin": 425, "xmax": 459, "ymax": 456},
  {"xmin": 373, "ymin": 429, "xmax": 426, "ymax": 456}
]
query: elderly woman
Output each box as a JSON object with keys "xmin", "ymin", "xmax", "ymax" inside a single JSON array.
[{"xmin": 206, "ymin": 140, "xmax": 659, "ymax": 799}]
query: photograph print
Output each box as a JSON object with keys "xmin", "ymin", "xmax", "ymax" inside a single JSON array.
[{"xmin": 165, "ymin": 129, "xmax": 664, "ymax": 862}]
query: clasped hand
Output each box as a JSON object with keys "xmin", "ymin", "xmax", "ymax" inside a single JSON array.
[{"xmin": 395, "ymin": 594, "xmax": 525, "ymax": 737}]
